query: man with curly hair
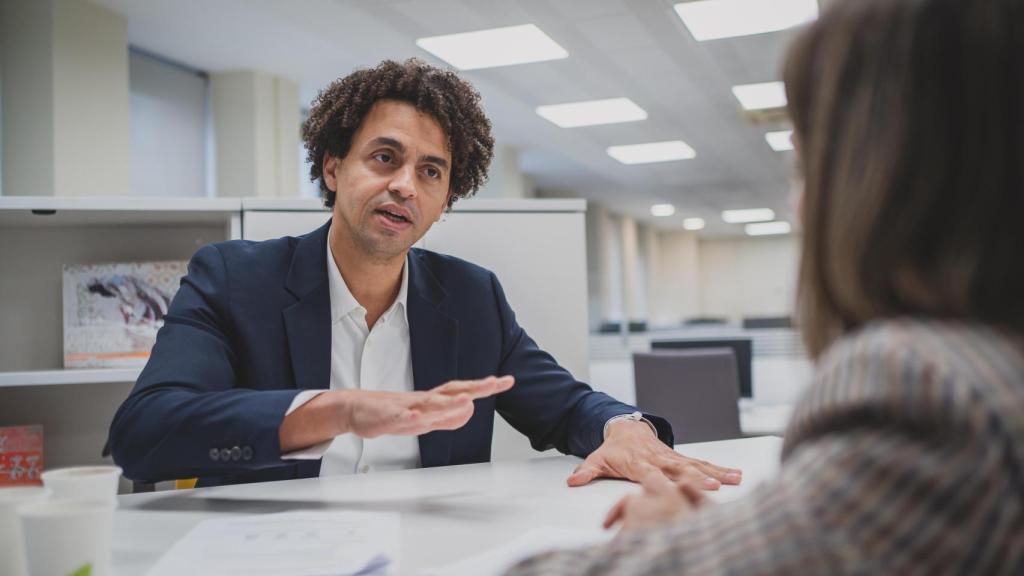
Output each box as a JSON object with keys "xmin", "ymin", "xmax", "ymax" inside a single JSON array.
[{"xmin": 109, "ymin": 59, "xmax": 741, "ymax": 491}]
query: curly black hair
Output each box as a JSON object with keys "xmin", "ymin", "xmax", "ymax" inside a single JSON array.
[{"xmin": 302, "ymin": 59, "xmax": 495, "ymax": 209}]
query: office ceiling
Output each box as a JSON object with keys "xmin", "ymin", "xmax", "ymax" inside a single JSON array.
[{"xmin": 93, "ymin": 0, "xmax": 802, "ymax": 236}]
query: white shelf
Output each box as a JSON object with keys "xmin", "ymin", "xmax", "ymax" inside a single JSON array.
[
  {"xmin": 0, "ymin": 196, "xmax": 241, "ymax": 228},
  {"xmin": 0, "ymin": 368, "xmax": 142, "ymax": 388}
]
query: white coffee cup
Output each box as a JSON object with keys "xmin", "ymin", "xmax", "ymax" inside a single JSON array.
[
  {"xmin": 41, "ymin": 465, "xmax": 122, "ymax": 504},
  {"xmin": 0, "ymin": 487, "xmax": 50, "ymax": 576},
  {"xmin": 18, "ymin": 499, "xmax": 114, "ymax": 576}
]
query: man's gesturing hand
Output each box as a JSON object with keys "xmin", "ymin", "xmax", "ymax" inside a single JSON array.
[
  {"xmin": 347, "ymin": 376, "xmax": 514, "ymax": 438},
  {"xmin": 279, "ymin": 376, "xmax": 513, "ymax": 453}
]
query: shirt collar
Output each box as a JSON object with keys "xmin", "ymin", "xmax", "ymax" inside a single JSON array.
[{"xmin": 326, "ymin": 227, "xmax": 409, "ymax": 327}]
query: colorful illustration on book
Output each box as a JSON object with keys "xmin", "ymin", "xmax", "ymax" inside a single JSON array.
[
  {"xmin": 63, "ymin": 261, "xmax": 187, "ymax": 368},
  {"xmin": 0, "ymin": 425, "xmax": 43, "ymax": 485}
]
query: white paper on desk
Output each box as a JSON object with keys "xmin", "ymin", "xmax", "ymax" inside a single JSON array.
[
  {"xmin": 147, "ymin": 511, "xmax": 399, "ymax": 576},
  {"xmin": 421, "ymin": 526, "xmax": 612, "ymax": 576}
]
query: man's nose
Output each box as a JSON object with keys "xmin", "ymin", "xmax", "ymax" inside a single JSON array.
[{"xmin": 388, "ymin": 164, "xmax": 417, "ymax": 199}]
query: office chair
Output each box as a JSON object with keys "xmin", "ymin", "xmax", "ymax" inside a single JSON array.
[{"xmin": 633, "ymin": 349, "xmax": 743, "ymax": 443}]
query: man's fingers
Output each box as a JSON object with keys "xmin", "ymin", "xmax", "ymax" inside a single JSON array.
[
  {"xmin": 679, "ymin": 454, "xmax": 743, "ymax": 485},
  {"xmin": 435, "ymin": 376, "xmax": 515, "ymax": 399},
  {"xmin": 567, "ymin": 462, "xmax": 603, "ymax": 487}
]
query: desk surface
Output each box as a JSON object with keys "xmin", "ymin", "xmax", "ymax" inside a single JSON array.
[{"xmin": 114, "ymin": 436, "xmax": 784, "ymax": 575}]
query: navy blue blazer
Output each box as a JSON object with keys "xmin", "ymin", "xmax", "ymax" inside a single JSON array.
[{"xmin": 109, "ymin": 221, "xmax": 672, "ymax": 486}]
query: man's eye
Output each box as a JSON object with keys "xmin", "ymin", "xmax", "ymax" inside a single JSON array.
[
  {"xmin": 424, "ymin": 167, "xmax": 441, "ymax": 179},
  {"xmin": 373, "ymin": 152, "xmax": 393, "ymax": 164}
]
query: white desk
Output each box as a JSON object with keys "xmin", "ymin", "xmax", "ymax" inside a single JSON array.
[
  {"xmin": 113, "ymin": 436, "xmax": 783, "ymax": 575},
  {"xmin": 739, "ymin": 402, "xmax": 795, "ymax": 436}
]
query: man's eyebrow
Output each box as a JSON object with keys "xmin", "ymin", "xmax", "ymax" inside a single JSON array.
[
  {"xmin": 368, "ymin": 136, "xmax": 405, "ymax": 153},
  {"xmin": 422, "ymin": 155, "xmax": 449, "ymax": 170}
]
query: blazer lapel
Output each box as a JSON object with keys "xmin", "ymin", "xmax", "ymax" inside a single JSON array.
[
  {"xmin": 407, "ymin": 249, "xmax": 460, "ymax": 468},
  {"xmin": 282, "ymin": 221, "xmax": 332, "ymax": 392}
]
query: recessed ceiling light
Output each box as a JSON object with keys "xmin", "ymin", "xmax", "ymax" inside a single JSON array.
[
  {"xmin": 607, "ymin": 141, "xmax": 697, "ymax": 165},
  {"xmin": 732, "ymin": 82, "xmax": 787, "ymax": 110},
  {"xmin": 536, "ymin": 98, "xmax": 648, "ymax": 128},
  {"xmin": 651, "ymin": 204, "xmax": 677, "ymax": 217},
  {"xmin": 683, "ymin": 217, "xmax": 706, "ymax": 231},
  {"xmin": 765, "ymin": 130, "xmax": 794, "ymax": 151},
  {"xmin": 746, "ymin": 221, "xmax": 792, "ymax": 236},
  {"xmin": 722, "ymin": 208, "xmax": 775, "ymax": 223},
  {"xmin": 674, "ymin": 0, "xmax": 819, "ymax": 41},
  {"xmin": 416, "ymin": 24, "xmax": 568, "ymax": 71}
]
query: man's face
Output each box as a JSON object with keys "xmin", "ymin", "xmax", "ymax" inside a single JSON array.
[{"xmin": 324, "ymin": 100, "xmax": 452, "ymax": 262}]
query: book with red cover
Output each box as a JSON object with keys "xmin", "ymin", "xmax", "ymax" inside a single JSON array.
[{"xmin": 0, "ymin": 425, "xmax": 44, "ymax": 485}]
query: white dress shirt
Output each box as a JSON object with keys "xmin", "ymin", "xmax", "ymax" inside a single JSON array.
[{"xmin": 282, "ymin": 232, "xmax": 420, "ymax": 475}]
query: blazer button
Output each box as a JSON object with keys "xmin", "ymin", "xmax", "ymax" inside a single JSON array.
[
  {"xmin": 220, "ymin": 448, "xmax": 232, "ymax": 461},
  {"xmin": 230, "ymin": 446, "xmax": 241, "ymax": 461},
  {"xmin": 241, "ymin": 446, "xmax": 253, "ymax": 461},
  {"xmin": 209, "ymin": 448, "xmax": 220, "ymax": 461}
]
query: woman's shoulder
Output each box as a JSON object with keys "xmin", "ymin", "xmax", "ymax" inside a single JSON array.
[
  {"xmin": 787, "ymin": 318, "xmax": 1024, "ymax": 450},
  {"xmin": 819, "ymin": 318, "xmax": 1024, "ymax": 384}
]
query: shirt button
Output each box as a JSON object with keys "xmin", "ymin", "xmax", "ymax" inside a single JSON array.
[
  {"xmin": 230, "ymin": 446, "xmax": 242, "ymax": 461},
  {"xmin": 241, "ymin": 446, "xmax": 253, "ymax": 461},
  {"xmin": 209, "ymin": 448, "xmax": 220, "ymax": 461},
  {"xmin": 220, "ymin": 448, "xmax": 232, "ymax": 461}
]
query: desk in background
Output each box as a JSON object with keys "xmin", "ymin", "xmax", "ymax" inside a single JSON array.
[{"xmin": 112, "ymin": 436, "xmax": 783, "ymax": 575}]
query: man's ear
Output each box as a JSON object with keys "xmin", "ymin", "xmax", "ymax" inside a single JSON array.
[
  {"xmin": 323, "ymin": 153, "xmax": 340, "ymax": 192},
  {"xmin": 439, "ymin": 190, "xmax": 453, "ymax": 221}
]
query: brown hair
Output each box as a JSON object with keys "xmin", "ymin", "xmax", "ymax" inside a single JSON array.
[
  {"xmin": 302, "ymin": 59, "xmax": 494, "ymax": 209},
  {"xmin": 786, "ymin": 0, "xmax": 1024, "ymax": 357}
]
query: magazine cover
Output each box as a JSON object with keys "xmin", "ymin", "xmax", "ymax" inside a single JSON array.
[{"xmin": 62, "ymin": 260, "xmax": 188, "ymax": 368}]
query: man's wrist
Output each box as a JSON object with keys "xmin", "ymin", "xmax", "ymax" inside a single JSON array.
[{"xmin": 603, "ymin": 412, "xmax": 658, "ymax": 440}]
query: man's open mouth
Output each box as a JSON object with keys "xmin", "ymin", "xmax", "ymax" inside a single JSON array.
[{"xmin": 376, "ymin": 208, "xmax": 411, "ymax": 223}]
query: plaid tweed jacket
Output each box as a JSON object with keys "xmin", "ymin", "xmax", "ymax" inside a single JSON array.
[{"xmin": 509, "ymin": 319, "xmax": 1024, "ymax": 575}]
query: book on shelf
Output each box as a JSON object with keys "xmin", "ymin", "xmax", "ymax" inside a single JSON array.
[
  {"xmin": 62, "ymin": 260, "xmax": 187, "ymax": 369},
  {"xmin": 0, "ymin": 425, "xmax": 43, "ymax": 486}
]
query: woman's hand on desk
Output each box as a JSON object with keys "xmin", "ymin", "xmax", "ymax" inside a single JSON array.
[{"xmin": 603, "ymin": 472, "xmax": 707, "ymax": 533}]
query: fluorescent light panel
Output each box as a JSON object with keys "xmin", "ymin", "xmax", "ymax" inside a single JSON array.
[
  {"xmin": 765, "ymin": 130, "xmax": 794, "ymax": 151},
  {"xmin": 746, "ymin": 221, "xmax": 792, "ymax": 236},
  {"xmin": 674, "ymin": 0, "xmax": 819, "ymax": 41},
  {"xmin": 651, "ymin": 204, "xmax": 677, "ymax": 217},
  {"xmin": 416, "ymin": 24, "xmax": 568, "ymax": 71},
  {"xmin": 536, "ymin": 98, "xmax": 647, "ymax": 128},
  {"xmin": 722, "ymin": 208, "xmax": 775, "ymax": 223},
  {"xmin": 607, "ymin": 141, "xmax": 696, "ymax": 165},
  {"xmin": 683, "ymin": 217, "xmax": 706, "ymax": 231},
  {"xmin": 732, "ymin": 82, "xmax": 787, "ymax": 110}
]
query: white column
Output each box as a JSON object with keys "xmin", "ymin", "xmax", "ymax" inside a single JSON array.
[
  {"xmin": 654, "ymin": 230, "xmax": 701, "ymax": 324},
  {"xmin": 211, "ymin": 70, "xmax": 299, "ymax": 197},
  {"xmin": 620, "ymin": 216, "xmax": 642, "ymax": 327},
  {"xmin": 473, "ymin": 145, "xmax": 534, "ymax": 199},
  {"xmin": 599, "ymin": 209, "xmax": 624, "ymax": 325},
  {"xmin": 2, "ymin": 0, "xmax": 130, "ymax": 197},
  {"xmin": 640, "ymin": 224, "xmax": 660, "ymax": 326}
]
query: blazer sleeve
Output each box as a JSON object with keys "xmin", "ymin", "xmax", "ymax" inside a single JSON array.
[
  {"xmin": 507, "ymin": 329, "xmax": 1019, "ymax": 575},
  {"xmin": 108, "ymin": 244, "xmax": 302, "ymax": 483},
  {"xmin": 489, "ymin": 272, "xmax": 674, "ymax": 458}
]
